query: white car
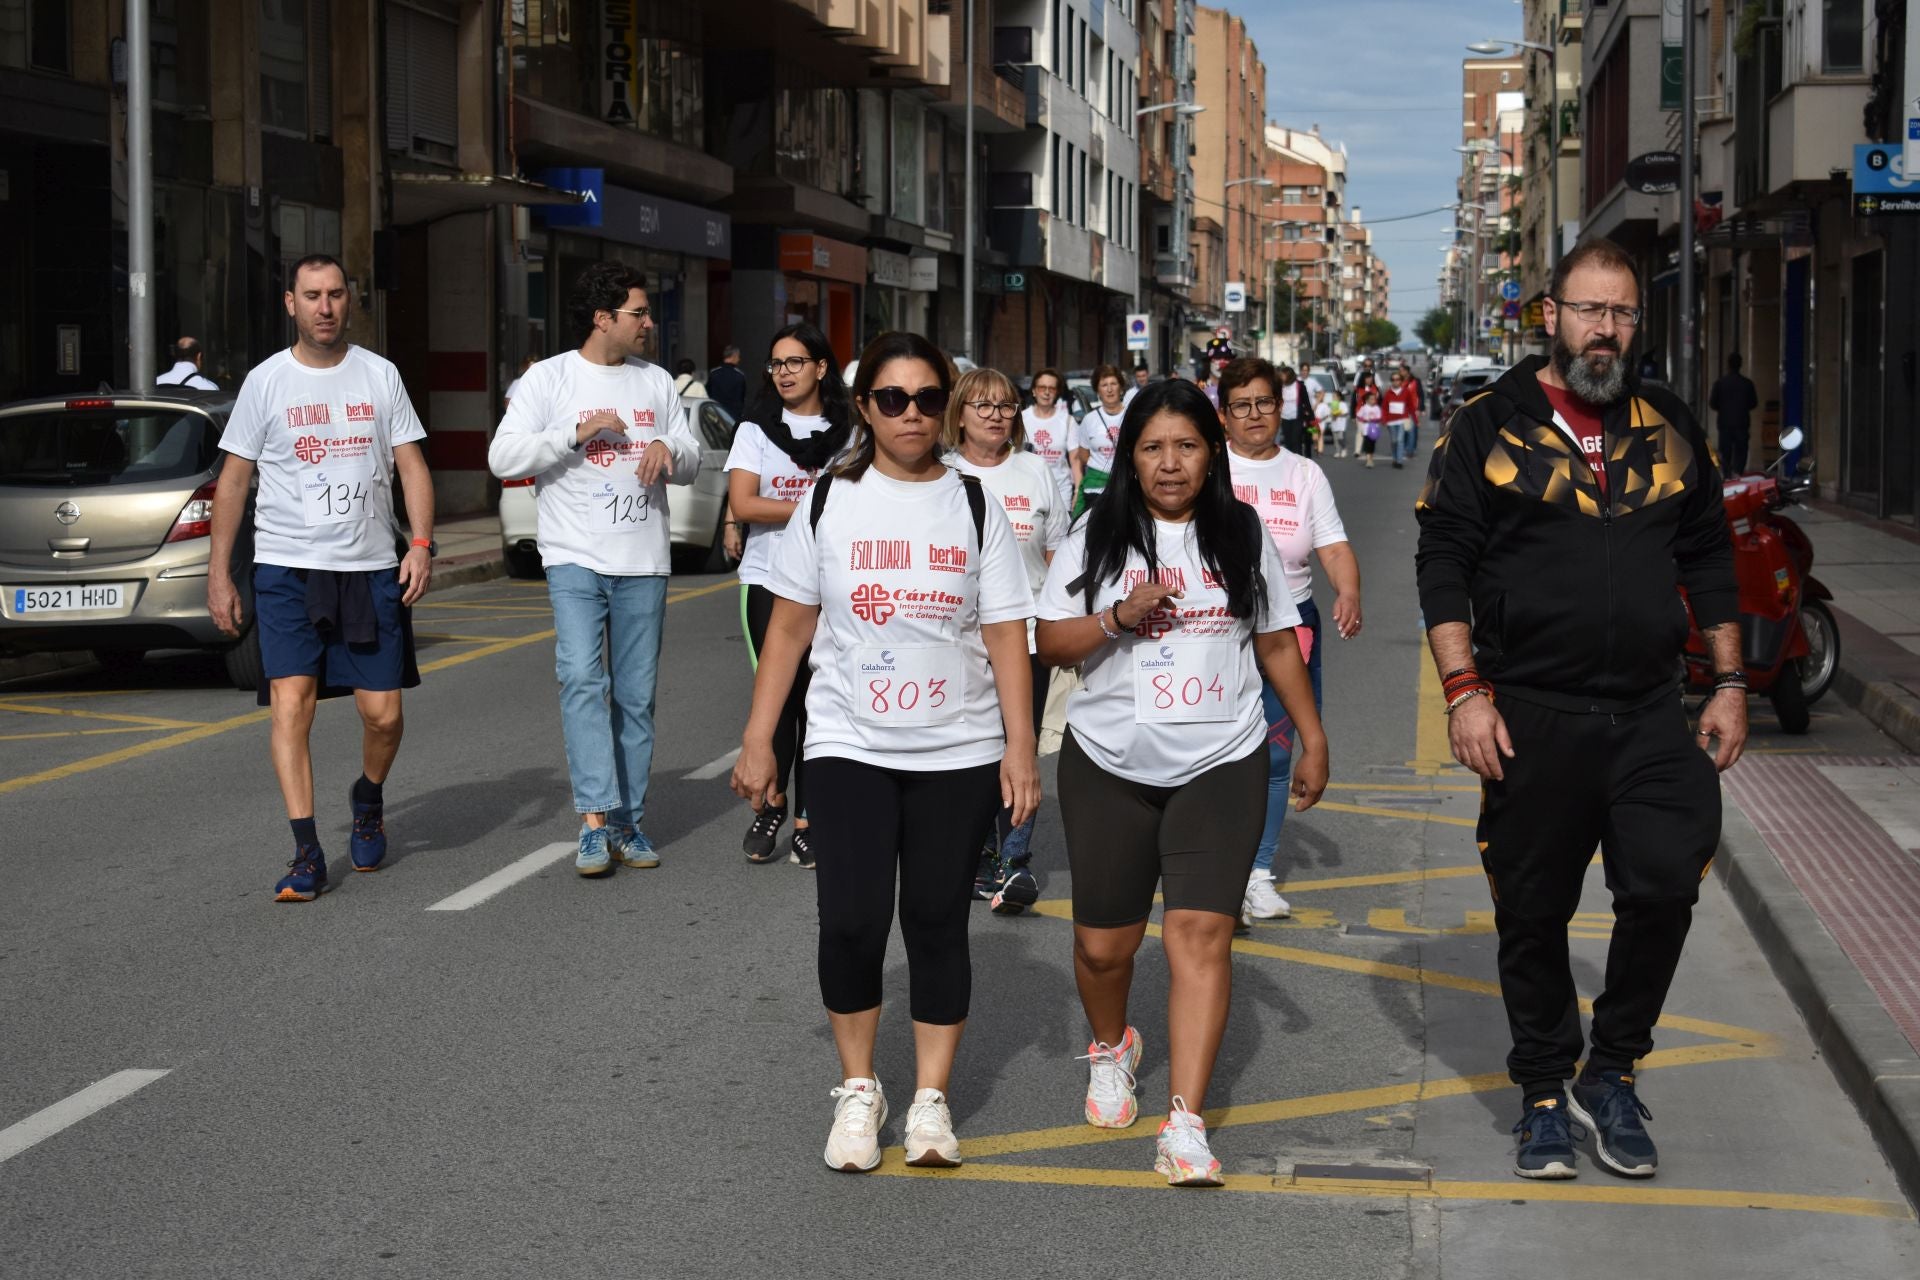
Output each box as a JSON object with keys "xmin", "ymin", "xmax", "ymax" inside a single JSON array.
[{"xmin": 499, "ymin": 395, "xmax": 738, "ymax": 578}]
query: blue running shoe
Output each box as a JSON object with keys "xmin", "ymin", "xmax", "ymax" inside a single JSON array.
[
  {"xmin": 1568, "ymin": 1071, "xmax": 1658, "ymax": 1178},
  {"xmin": 575, "ymin": 824, "xmax": 614, "ymax": 877},
  {"xmin": 349, "ymin": 789, "xmax": 386, "ymax": 872},
  {"xmin": 274, "ymin": 845, "xmax": 329, "ymax": 902},
  {"xmin": 611, "ymin": 826, "xmax": 659, "ymax": 869},
  {"xmin": 1512, "ymin": 1095, "xmax": 1583, "ymax": 1179}
]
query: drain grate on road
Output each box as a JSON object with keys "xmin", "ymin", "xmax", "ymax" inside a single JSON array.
[{"xmin": 1288, "ymin": 1162, "xmax": 1433, "ymax": 1189}]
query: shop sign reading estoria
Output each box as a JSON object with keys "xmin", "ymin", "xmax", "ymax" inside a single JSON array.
[{"xmin": 602, "ymin": 3, "xmax": 639, "ymax": 125}]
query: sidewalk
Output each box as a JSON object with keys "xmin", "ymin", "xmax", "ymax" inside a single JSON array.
[
  {"xmin": 0, "ymin": 511, "xmax": 506, "ymax": 685},
  {"xmin": 1717, "ymin": 501, "xmax": 1920, "ymax": 1208}
]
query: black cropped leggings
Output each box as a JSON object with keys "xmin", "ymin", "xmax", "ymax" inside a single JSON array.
[
  {"xmin": 808, "ymin": 755, "xmax": 1002, "ymax": 1025},
  {"xmin": 744, "ymin": 583, "xmax": 809, "ymax": 814}
]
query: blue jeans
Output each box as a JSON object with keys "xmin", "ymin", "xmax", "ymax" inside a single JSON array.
[
  {"xmin": 1389, "ymin": 420, "xmax": 1414, "ymax": 464},
  {"xmin": 1402, "ymin": 420, "xmax": 1418, "ymax": 459},
  {"xmin": 1253, "ymin": 596, "xmax": 1324, "ymax": 878},
  {"xmin": 547, "ymin": 565, "xmax": 668, "ymax": 823}
]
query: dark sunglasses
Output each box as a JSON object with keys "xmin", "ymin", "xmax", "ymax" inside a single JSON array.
[{"xmin": 865, "ymin": 386, "xmax": 950, "ymax": 418}]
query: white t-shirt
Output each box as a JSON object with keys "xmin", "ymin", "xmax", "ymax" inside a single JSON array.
[
  {"xmin": 1074, "ymin": 405, "xmax": 1126, "ymax": 477},
  {"xmin": 1228, "ymin": 448, "xmax": 1348, "ymax": 603},
  {"xmin": 724, "ymin": 410, "xmax": 833, "ymax": 587},
  {"xmin": 1122, "ymin": 385, "xmax": 1141, "ymax": 408},
  {"xmin": 1039, "ymin": 518, "xmax": 1299, "ymax": 787},
  {"xmin": 487, "ymin": 351, "xmax": 702, "ymax": 575},
  {"xmin": 768, "ymin": 466, "xmax": 1036, "ymax": 771},
  {"xmin": 1021, "ymin": 405, "xmax": 1076, "ymax": 503},
  {"xmin": 1280, "ymin": 382, "xmax": 1305, "ymax": 420},
  {"xmin": 946, "ymin": 449, "xmax": 1070, "ymax": 652},
  {"xmin": 157, "ymin": 360, "xmax": 218, "ymax": 391},
  {"xmin": 220, "ymin": 346, "xmax": 427, "ymax": 571}
]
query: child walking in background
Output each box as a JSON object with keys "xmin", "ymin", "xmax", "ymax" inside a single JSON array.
[{"xmin": 1357, "ymin": 390, "xmax": 1383, "ymax": 470}]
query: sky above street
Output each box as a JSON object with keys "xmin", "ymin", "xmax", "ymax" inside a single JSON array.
[{"xmin": 1247, "ymin": 0, "xmax": 1525, "ymax": 335}]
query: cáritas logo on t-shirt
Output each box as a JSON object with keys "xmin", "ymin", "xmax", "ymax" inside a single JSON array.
[{"xmin": 850, "ymin": 583, "xmax": 895, "ymax": 624}]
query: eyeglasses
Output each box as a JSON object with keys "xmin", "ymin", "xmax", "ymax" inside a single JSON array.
[
  {"xmin": 865, "ymin": 386, "xmax": 950, "ymax": 418},
  {"xmin": 965, "ymin": 400, "xmax": 1020, "ymax": 418},
  {"xmin": 609, "ymin": 306, "xmax": 652, "ymax": 321},
  {"xmin": 766, "ymin": 355, "xmax": 821, "ymax": 375},
  {"xmin": 1552, "ymin": 298, "xmax": 1642, "ymax": 327},
  {"xmin": 1223, "ymin": 396, "xmax": 1279, "ymax": 419}
]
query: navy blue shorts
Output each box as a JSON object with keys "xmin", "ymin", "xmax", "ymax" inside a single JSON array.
[{"xmin": 253, "ymin": 563, "xmax": 419, "ymax": 705}]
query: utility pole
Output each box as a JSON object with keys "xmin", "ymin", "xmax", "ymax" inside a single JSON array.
[
  {"xmin": 962, "ymin": 0, "xmax": 976, "ymax": 362},
  {"xmin": 1677, "ymin": 0, "xmax": 1697, "ymax": 413},
  {"xmin": 127, "ymin": 0, "xmax": 155, "ymax": 392}
]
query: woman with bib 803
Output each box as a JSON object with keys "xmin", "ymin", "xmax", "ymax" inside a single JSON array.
[
  {"xmin": 731, "ymin": 332, "xmax": 1040, "ymax": 1175},
  {"xmin": 1035, "ymin": 378, "xmax": 1329, "ymax": 1187}
]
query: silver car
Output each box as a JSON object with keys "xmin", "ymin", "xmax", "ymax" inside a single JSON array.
[
  {"xmin": 0, "ymin": 391, "xmax": 262, "ymax": 686},
  {"xmin": 499, "ymin": 394, "xmax": 738, "ymax": 577}
]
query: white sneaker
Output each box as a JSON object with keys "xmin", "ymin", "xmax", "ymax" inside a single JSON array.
[
  {"xmin": 1244, "ymin": 872, "xmax": 1292, "ymax": 920},
  {"xmin": 1154, "ymin": 1096, "xmax": 1224, "ymax": 1187},
  {"xmin": 1077, "ymin": 1025, "xmax": 1143, "ymax": 1128},
  {"xmin": 903, "ymin": 1087, "xmax": 962, "ymax": 1167},
  {"xmin": 824, "ymin": 1078, "xmax": 887, "ymax": 1172}
]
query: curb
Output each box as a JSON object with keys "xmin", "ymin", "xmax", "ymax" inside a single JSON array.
[
  {"xmin": 1833, "ymin": 663, "xmax": 1920, "ymax": 755},
  {"xmin": 1714, "ymin": 794, "xmax": 1920, "ymax": 1209}
]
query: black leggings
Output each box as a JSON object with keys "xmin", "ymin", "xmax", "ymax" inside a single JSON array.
[
  {"xmin": 745, "ymin": 584, "xmax": 809, "ymax": 814},
  {"xmin": 808, "ymin": 755, "xmax": 1003, "ymax": 1025},
  {"xmin": 995, "ymin": 651, "xmax": 1050, "ymax": 846}
]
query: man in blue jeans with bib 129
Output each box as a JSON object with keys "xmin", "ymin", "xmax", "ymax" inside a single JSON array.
[{"xmin": 489, "ymin": 262, "xmax": 702, "ymax": 875}]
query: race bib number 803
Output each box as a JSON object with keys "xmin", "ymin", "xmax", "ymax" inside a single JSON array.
[{"xmin": 853, "ymin": 645, "xmax": 965, "ymax": 726}]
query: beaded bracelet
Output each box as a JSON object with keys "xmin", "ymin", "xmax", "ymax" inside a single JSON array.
[
  {"xmin": 1445, "ymin": 687, "xmax": 1492, "ymax": 715},
  {"xmin": 1097, "ymin": 607, "xmax": 1123, "ymax": 641}
]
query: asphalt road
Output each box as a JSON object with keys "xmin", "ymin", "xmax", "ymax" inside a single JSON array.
[{"xmin": 3, "ymin": 447, "xmax": 1917, "ymax": 1278}]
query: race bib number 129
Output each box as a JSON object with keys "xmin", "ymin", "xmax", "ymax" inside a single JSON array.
[{"xmin": 853, "ymin": 645, "xmax": 965, "ymax": 726}]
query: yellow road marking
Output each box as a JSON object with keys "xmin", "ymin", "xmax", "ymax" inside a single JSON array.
[
  {"xmin": 667, "ymin": 578, "xmax": 740, "ymax": 604},
  {"xmin": 1277, "ymin": 865, "xmax": 1485, "ymax": 893},
  {"xmin": 408, "ymin": 602, "xmax": 556, "ymax": 614},
  {"xmin": 0, "ymin": 579, "xmax": 733, "ymax": 794},
  {"xmin": 1328, "ymin": 781, "xmax": 1481, "ymax": 794},
  {"xmin": 1411, "ymin": 650, "xmax": 1456, "ymax": 775},
  {"xmin": 0, "ymin": 701, "xmax": 205, "ymax": 730},
  {"xmin": 0, "ymin": 725, "xmax": 167, "ymax": 742},
  {"xmin": 411, "ymin": 632, "xmax": 520, "ymax": 644},
  {"xmin": 868, "ymin": 1157, "xmax": 1908, "ymax": 1219},
  {"xmin": 1313, "ymin": 799, "xmax": 1477, "ymax": 828}
]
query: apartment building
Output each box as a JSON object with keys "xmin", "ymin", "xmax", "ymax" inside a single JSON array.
[
  {"xmin": 1516, "ymin": 0, "xmax": 1583, "ymax": 329},
  {"xmin": 1259, "ymin": 124, "xmax": 1343, "ymax": 368},
  {"xmin": 1192, "ymin": 6, "xmax": 1267, "ymax": 353},
  {"xmin": 1455, "ymin": 55, "xmax": 1525, "ymax": 359}
]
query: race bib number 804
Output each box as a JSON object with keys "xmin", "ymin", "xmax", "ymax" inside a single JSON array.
[
  {"xmin": 853, "ymin": 645, "xmax": 965, "ymax": 726},
  {"xmin": 1133, "ymin": 641, "xmax": 1240, "ymax": 724}
]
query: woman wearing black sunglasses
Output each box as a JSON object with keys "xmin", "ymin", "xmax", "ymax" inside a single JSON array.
[{"xmin": 732, "ymin": 331, "xmax": 1040, "ymax": 1174}]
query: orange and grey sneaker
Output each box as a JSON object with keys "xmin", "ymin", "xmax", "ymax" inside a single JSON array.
[
  {"xmin": 1077, "ymin": 1025, "xmax": 1143, "ymax": 1128},
  {"xmin": 1154, "ymin": 1096, "xmax": 1224, "ymax": 1187},
  {"xmin": 274, "ymin": 845, "xmax": 329, "ymax": 902}
]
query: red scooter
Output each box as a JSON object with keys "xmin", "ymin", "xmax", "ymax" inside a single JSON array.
[{"xmin": 1681, "ymin": 430, "xmax": 1839, "ymax": 733}]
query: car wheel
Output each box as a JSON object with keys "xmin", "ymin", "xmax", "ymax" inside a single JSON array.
[
  {"xmin": 93, "ymin": 647, "xmax": 147, "ymax": 670},
  {"xmin": 503, "ymin": 544, "xmax": 545, "ymax": 580},
  {"xmin": 223, "ymin": 624, "xmax": 264, "ymax": 692}
]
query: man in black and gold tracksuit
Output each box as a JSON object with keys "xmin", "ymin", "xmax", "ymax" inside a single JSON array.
[{"xmin": 1415, "ymin": 238, "xmax": 1746, "ymax": 1182}]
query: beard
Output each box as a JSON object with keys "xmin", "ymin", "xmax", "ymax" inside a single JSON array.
[{"xmin": 1552, "ymin": 330, "xmax": 1629, "ymax": 405}]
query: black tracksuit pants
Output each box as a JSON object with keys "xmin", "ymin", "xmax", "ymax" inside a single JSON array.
[{"xmin": 1477, "ymin": 694, "xmax": 1721, "ymax": 1097}]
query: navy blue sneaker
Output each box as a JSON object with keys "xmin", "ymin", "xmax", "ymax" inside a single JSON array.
[
  {"xmin": 274, "ymin": 845, "xmax": 329, "ymax": 902},
  {"xmin": 349, "ymin": 789, "xmax": 386, "ymax": 872},
  {"xmin": 973, "ymin": 839, "xmax": 1002, "ymax": 902},
  {"xmin": 1512, "ymin": 1095, "xmax": 1583, "ymax": 1179},
  {"xmin": 1568, "ymin": 1071, "xmax": 1658, "ymax": 1177},
  {"xmin": 575, "ymin": 824, "xmax": 614, "ymax": 877},
  {"xmin": 991, "ymin": 867, "xmax": 1039, "ymax": 915}
]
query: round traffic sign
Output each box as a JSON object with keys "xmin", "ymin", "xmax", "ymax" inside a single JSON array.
[{"xmin": 1216, "ymin": 325, "xmax": 1232, "ymax": 340}]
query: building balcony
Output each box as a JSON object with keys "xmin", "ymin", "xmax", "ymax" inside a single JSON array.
[
  {"xmin": 1763, "ymin": 78, "xmax": 1869, "ymax": 197},
  {"xmin": 1153, "ymin": 253, "xmax": 1194, "ymax": 289}
]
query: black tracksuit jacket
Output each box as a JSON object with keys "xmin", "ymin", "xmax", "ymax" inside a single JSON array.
[{"xmin": 1414, "ymin": 356, "xmax": 1738, "ymax": 713}]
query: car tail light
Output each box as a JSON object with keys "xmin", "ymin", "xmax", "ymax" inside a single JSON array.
[
  {"xmin": 166, "ymin": 479, "xmax": 218, "ymax": 542},
  {"xmin": 66, "ymin": 398, "xmax": 115, "ymax": 410},
  {"xmin": 501, "ymin": 477, "xmax": 535, "ymax": 488}
]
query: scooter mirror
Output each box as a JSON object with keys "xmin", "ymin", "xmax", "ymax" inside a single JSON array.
[{"xmin": 1778, "ymin": 427, "xmax": 1805, "ymax": 452}]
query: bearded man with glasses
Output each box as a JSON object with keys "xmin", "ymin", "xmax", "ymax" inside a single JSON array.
[
  {"xmin": 489, "ymin": 261, "xmax": 703, "ymax": 877},
  {"xmin": 1415, "ymin": 237, "xmax": 1743, "ymax": 1184}
]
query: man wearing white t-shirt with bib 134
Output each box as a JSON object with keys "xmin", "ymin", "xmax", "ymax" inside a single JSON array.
[
  {"xmin": 489, "ymin": 262, "xmax": 702, "ymax": 876},
  {"xmin": 208, "ymin": 254, "xmax": 437, "ymax": 903}
]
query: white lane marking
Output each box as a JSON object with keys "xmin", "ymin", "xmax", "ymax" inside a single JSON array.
[
  {"xmin": 684, "ymin": 748, "xmax": 740, "ymax": 781},
  {"xmin": 425, "ymin": 842, "xmax": 575, "ymax": 911},
  {"xmin": 0, "ymin": 1069, "xmax": 172, "ymax": 1165}
]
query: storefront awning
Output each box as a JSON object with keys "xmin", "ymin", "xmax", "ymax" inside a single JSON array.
[{"xmin": 389, "ymin": 172, "xmax": 585, "ymax": 226}]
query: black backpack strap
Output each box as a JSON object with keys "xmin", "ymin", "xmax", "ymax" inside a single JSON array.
[
  {"xmin": 958, "ymin": 473, "xmax": 987, "ymax": 549},
  {"xmin": 809, "ymin": 472, "xmax": 835, "ymax": 533}
]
